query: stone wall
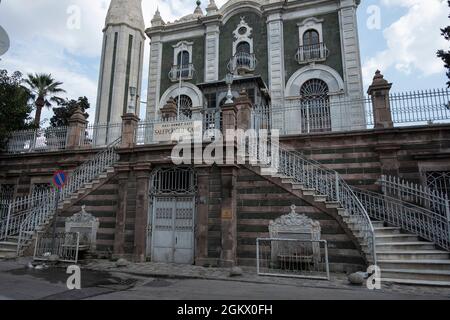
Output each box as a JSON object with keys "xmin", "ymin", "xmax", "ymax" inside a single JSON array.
[
  {"xmin": 236, "ymin": 168, "xmax": 364, "ymax": 273},
  {"xmin": 281, "ymin": 125, "xmax": 450, "ymax": 190}
]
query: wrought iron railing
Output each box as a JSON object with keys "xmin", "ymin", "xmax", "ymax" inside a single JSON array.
[
  {"xmin": 169, "ymin": 64, "xmax": 195, "ymax": 82},
  {"xmin": 354, "ymin": 188, "xmax": 450, "ymax": 251},
  {"xmin": 81, "ymin": 123, "xmax": 122, "ymax": 148},
  {"xmin": 378, "ymin": 175, "xmax": 450, "ymax": 218},
  {"xmin": 34, "ymin": 231, "xmax": 80, "ymax": 263},
  {"xmin": 228, "ymin": 52, "xmax": 257, "ymax": 74},
  {"xmin": 5, "ymin": 127, "xmax": 68, "ymax": 154},
  {"xmin": 389, "ymin": 89, "xmax": 450, "ymax": 124},
  {"xmin": 251, "ymin": 139, "xmax": 377, "ymax": 265},
  {"xmin": 295, "ymin": 43, "xmax": 329, "ymax": 64}
]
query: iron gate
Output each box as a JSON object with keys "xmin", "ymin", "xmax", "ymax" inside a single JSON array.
[{"xmin": 148, "ymin": 167, "xmax": 197, "ymax": 264}]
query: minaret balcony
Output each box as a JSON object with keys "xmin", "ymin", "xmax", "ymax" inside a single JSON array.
[
  {"xmin": 228, "ymin": 52, "xmax": 257, "ymax": 75},
  {"xmin": 295, "ymin": 43, "xmax": 329, "ymax": 64},
  {"xmin": 169, "ymin": 64, "xmax": 196, "ymax": 82}
]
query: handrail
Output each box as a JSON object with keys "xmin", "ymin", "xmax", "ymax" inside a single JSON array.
[
  {"xmin": 379, "ymin": 174, "xmax": 450, "ymax": 217},
  {"xmin": 354, "ymin": 187, "xmax": 450, "ymax": 252}
]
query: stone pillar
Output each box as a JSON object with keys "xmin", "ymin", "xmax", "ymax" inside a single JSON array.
[
  {"xmin": 368, "ymin": 70, "xmax": 393, "ymax": 129},
  {"xmin": 133, "ymin": 162, "xmax": 151, "ymax": 262},
  {"xmin": 266, "ymin": 9, "xmax": 285, "ymax": 107},
  {"xmin": 121, "ymin": 113, "xmax": 139, "ymax": 148},
  {"xmin": 235, "ymin": 89, "xmax": 253, "ymax": 131},
  {"xmin": 66, "ymin": 107, "xmax": 88, "ymax": 149},
  {"xmin": 195, "ymin": 166, "xmax": 211, "ymax": 266},
  {"xmin": 160, "ymin": 98, "xmax": 178, "ymax": 120},
  {"xmin": 219, "ymin": 166, "xmax": 238, "ymax": 267},
  {"xmin": 113, "ymin": 164, "xmax": 131, "ymax": 258},
  {"xmin": 221, "ymin": 103, "xmax": 237, "ymax": 131}
]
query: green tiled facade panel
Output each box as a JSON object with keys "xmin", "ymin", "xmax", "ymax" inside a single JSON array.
[
  {"xmin": 218, "ymin": 11, "xmax": 268, "ymax": 83},
  {"xmin": 283, "ymin": 12, "xmax": 344, "ymax": 84},
  {"xmin": 160, "ymin": 36, "xmax": 205, "ymax": 98}
]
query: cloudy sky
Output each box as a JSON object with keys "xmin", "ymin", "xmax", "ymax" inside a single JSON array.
[{"xmin": 0, "ymin": 0, "xmax": 448, "ymax": 124}]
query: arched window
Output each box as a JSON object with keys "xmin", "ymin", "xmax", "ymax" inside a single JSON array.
[
  {"xmin": 236, "ymin": 41, "xmax": 251, "ymax": 54},
  {"xmin": 302, "ymin": 29, "xmax": 320, "ymax": 60},
  {"xmin": 303, "ymin": 29, "xmax": 320, "ymax": 46},
  {"xmin": 177, "ymin": 51, "xmax": 190, "ymax": 78},
  {"xmin": 300, "ymin": 79, "xmax": 331, "ymax": 133},
  {"xmin": 174, "ymin": 94, "xmax": 193, "ymax": 118}
]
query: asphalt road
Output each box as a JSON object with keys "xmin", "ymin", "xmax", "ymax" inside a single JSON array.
[{"xmin": 0, "ymin": 265, "xmax": 448, "ymax": 300}]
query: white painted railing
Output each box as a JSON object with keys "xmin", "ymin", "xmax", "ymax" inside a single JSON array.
[
  {"xmin": 0, "ymin": 138, "xmax": 121, "ymax": 254},
  {"xmin": 379, "ymin": 175, "xmax": 450, "ymax": 218},
  {"xmin": 253, "ymin": 140, "xmax": 377, "ymax": 265},
  {"xmin": 169, "ymin": 64, "xmax": 195, "ymax": 82},
  {"xmin": 295, "ymin": 43, "xmax": 329, "ymax": 64},
  {"xmin": 6, "ymin": 127, "xmax": 68, "ymax": 154},
  {"xmin": 354, "ymin": 188, "xmax": 450, "ymax": 251},
  {"xmin": 228, "ymin": 52, "xmax": 257, "ymax": 74}
]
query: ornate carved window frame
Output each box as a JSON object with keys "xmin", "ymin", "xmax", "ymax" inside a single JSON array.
[
  {"xmin": 172, "ymin": 41, "xmax": 193, "ymax": 66},
  {"xmin": 297, "ymin": 17, "xmax": 324, "ymax": 47},
  {"xmin": 232, "ymin": 17, "xmax": 253, "ymax": 56}
]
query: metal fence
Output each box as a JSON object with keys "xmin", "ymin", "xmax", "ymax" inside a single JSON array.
[
  {"xmin": 379, "ymin": 175, "xmax": 450, "ymax": 218},
  {"xmin": 253, "ymin": 96, "xmax": 373, "ymax": 135},
  {"xmin": 256, "ymin": 238, "xmax": 330, "ymax": 280},
  {"xmin": 33, "ymin": 232, "xmax": 80, "ymax": 263},
  {"xmin": 81, "ymin": 123, "xmax": 122, "ymax": 148},
  {"xmin": 389, "ymin": 89, "xmax": 450, "ymax": 125},
  {"xmin": 5, "ymin": 127, "xmax": 68, "ymax": 154}
]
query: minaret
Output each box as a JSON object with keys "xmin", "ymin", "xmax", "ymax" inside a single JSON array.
[{"xmin": 95, "ymin": 0, "xmax": 145, "ymax": 127}]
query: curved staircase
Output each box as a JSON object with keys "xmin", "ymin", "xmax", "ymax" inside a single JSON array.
[{"xmin": 0, "ymin": 139, "xmax": 121, "ymax": 258}]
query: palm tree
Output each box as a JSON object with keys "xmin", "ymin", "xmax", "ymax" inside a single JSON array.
[{"xmin": 24, "ymin": 73, "xmax": 66, "ymax": 127}]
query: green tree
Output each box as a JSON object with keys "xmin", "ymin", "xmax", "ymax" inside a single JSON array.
[
  {"xmin": 50, "ymin": 96, "xmax": 90, "ymax": 127},
  {"xmin": 24, "ymin": 73, "xmax": 66, "ymax": 127},
  {"xmin": 438, "ymin": 0, "xmax": 450, "ymax": 87},
  {"xmin": 0, "ymin": 70, "xmax": 36, "ymax": 149}
]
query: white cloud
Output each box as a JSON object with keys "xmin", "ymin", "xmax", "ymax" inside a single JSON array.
[{"xmin": 362, "ymin": 0, "xmax": 448, "ymax": 84}]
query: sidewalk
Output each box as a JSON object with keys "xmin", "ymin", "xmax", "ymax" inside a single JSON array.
[{"xmin": 81, "ymin": 259, "xmax": 450, "ymax": 298}]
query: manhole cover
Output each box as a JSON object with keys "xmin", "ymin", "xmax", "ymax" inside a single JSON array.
[{"xmin": 144, "ymin": 279, "xmax": 173, "ymax": 288}]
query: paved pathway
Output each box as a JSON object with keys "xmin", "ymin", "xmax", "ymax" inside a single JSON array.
[{"xmin": 0, "ymin": 258, "xmax": 449, "ymax": 300}]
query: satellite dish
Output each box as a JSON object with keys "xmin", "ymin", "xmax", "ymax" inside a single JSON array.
[{"xmin": 0, "ymin": 26, "xmax": 10, "ymax": 56}]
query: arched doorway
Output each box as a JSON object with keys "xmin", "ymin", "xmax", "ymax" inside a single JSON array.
[
  {"xmin": 300, "ymin": 79, "xmax": 331, "ymax": 133},
  {"xmin": 174, "ymin": 94, "xmax": 193, "ymax": 118},
  {"xmin": 148, "ymin": 167, "xmax": 197, "ymax": 264}
]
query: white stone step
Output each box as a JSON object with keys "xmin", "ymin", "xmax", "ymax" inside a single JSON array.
[
  {"xmin": 281, "ymin": 179, "xmax": 295, "ymax": 184},
  {"xmin": 313, "ymin": 195, "xmax": 327, "ymax": 203},
  {"xmin": 374, "ymin": 227, "xmax": 402, "ymax": 236},
  {"xmin": 376, "ymin": 242, "xmax": 437, "ymax": 251},
  {"xmin": 371, "ymin": 221, "xmax": 385, "ymax": 228},
  {"xmin": 376, "ymin": 234, "xmax": 419, "ymax": 243},
  {"xmin": 382, "ymin": 278, "xmax": 450, "ymax": 287},
  {"xmin": 325, "ymin": 201, "xmax": 340, "ymax": 209},
  {"xmin": 382, "ymin": 269, "xmax": 450, "ymax": 282},
  {"xmin": 302, "ymin": 189, "xmax": 316, "ymax": 196},
  {"xmin": 378, "ymin": 259, "xmax": 450, "ymax": 271},
  {"xmin": 0, "ymin": 241, "xmax": 18, "ymax": 250},
  {"xmin": 0, "ymin": 248, "xmax": 17, "ymax": 259},
  {"xmin": 291, "ymin": 184, "xmax": 304, "ymax": 190},
  {"xmin": 377, "ymin": 250, "xmax": 450, "ymax": 261},
  {"xmin": 106, "ymin": 167, "xmax": 115, "ymax": 173}
]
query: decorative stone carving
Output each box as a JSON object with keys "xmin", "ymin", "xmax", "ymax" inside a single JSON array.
[
  {"xmin": 269, "ymin": 205, "xmax": 322, "ymax": 267},
  {"xmin": 65, "ymin": 205, "xmax": 99, "ymax": 251}
]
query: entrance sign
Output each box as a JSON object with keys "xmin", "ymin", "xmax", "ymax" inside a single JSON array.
[{"xmin": 153, "ymin": 120, "xmax": 202, "ymax": 143}]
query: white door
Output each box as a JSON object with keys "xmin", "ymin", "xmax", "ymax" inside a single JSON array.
[{"xmin": 151, "ymin": 196, "xmax": 195, "ymax": 264}]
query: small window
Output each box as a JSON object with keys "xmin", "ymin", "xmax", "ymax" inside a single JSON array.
[
  {"xmin": 205, "ymin": 93, "xmax": 217, "ymax": 109},
  {"xmin": 177, "ymin": 51, "xmax": 190, "ymax": 78}
]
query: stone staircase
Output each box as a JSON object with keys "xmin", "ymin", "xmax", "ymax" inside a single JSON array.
[
  {"xmin": 372, "ymin": 220, "xmax": 450, "ymax": 287},
  {"xmin": 0, "ymin": 139, "xmax": 121, "ymax": 259}
]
